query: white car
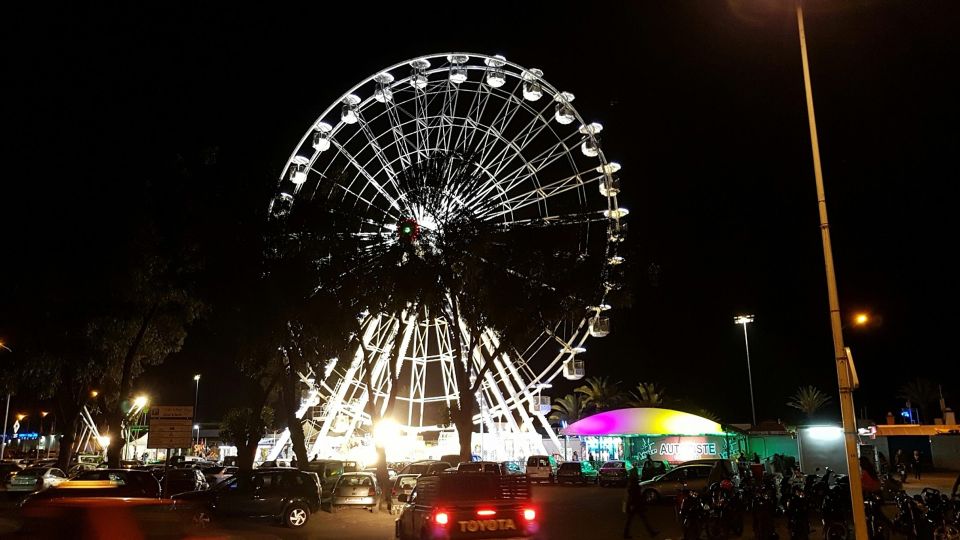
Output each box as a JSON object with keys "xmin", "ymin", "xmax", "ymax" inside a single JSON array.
[{"xmin": 7, "ymin": 467, "xmax": 68, "ymax": 492}]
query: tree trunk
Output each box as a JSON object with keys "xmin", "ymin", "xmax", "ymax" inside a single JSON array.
[
  {"xmin": 281, "ymin": 372, "xmax": 309, "ymax": 467},
  {"xmin": 108, "ymin": 302, "xmax": 160, "ymax": 467},
  {"xmin": 53, "ymin": 387, "xmax": 83, "ymax": 471},
  {"xmin": 237, "ymin": 439, "xmax": 257, "ymax": 471},
  {"xmin": 447, "ymin": 298, "xmax": 475, "ymax": 463}
]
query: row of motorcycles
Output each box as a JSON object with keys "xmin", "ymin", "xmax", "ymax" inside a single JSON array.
[{"xmin": 675, "ymin": 468, "xmax": 960, "ymax": 540}]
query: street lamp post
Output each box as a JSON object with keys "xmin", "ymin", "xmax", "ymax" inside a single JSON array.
[
  {"xmin": 0, "ymin": 341, "xmax": 11, "ymax": 461},
  {"xmin": 193, "ymin": 375, "xmax": 201, "ymax": 446},
  {"xmin": 734, "ymin": 315, "xmax": 757, "ymax": 426},
  {"xmin": 795, "ymin": 2, "xmax": 868, "ymax": 538},
  {"xmin": 37, "ymin": 411, "xmax": 48, "ymax": 460}
]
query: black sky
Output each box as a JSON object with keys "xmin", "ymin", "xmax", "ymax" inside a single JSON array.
[{"xmin": 3, "ymin": 1, "xmax": 959, "ymax": 426}]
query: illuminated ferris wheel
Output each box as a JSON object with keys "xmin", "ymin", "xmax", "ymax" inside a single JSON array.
[{"xmin": 267, "ymin": 52, "xmax": 627, "ymax": 460}]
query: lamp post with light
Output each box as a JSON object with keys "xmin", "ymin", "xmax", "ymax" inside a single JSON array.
[
  {"xmin": 0, "ymin": 340, "xmax": 11, "ymax": 461},
  {"xmin": 37, "ymin": 411, "xmax": 48, "ymax": 460},
  {"xmin": 795, "ymin": 2, "xmax": 868, "ymax": 536},
  {"xmin": 734, "ymin": 315, "xmax": 757, "ymax": 426}
]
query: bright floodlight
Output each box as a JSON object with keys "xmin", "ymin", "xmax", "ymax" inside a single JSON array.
[
  {"xmin": 605, "ymin": 208, "xmax": 629, "ymax": 219},
  {"xmin": 373, "ymin": 419, "xmax": 401, "ymax": 446},
  {"xmin": 522, "ymin": 69, "xmax": 544, "ymax": 101},
  {"xmin": 194, "ymin": 424, "xmax": 200, "ymax": 430},
  {"xmin": 854, "ymin": 313, "xmax": 869, "ymax": 326},
  {"xmin": 134, "ymin": 396, "xmax": 148, "ymax": 408},
  {"xmin": 193, "ymin": 374, "xmax": 201, "ymax": 381},
  {"xmin": 734, "ymin": 315, "xmax": 755, "ymax": 325},
  {"xmin": 806, "ymin": 426, "xmax": 843, "ymax": 440}
]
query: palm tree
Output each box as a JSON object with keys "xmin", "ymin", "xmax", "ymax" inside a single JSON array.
[
  {"xmin": 786, "ymin": 386, "xmax": 832, "ymax": 418},
  {"xmin": 626, "ymin": 382, "xmax": 666, "ymax": 408},
  {"xmin": 575, "ymin": 376, "xmax": 622, "ymax": 413},
  {"xmin": 897, "ymin": 377, "xmax": 940, "ymax": 422},
  {"xmin": 549, "ymin": 393, "xmax": 586, "ymax": 425}
]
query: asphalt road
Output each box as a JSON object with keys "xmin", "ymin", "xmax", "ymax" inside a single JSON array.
[{"xmin": 2, "ymin": 473, "xmax": 958, "ymax": 539}]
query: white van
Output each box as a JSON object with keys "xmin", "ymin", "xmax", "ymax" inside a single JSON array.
[{"xmin": 525, "ymin": 455, "xmax": 557, "ymax": 483}]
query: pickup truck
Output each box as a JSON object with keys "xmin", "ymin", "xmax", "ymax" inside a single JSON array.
[{"xmin": 395, "ymin": 471, "xmax": 538, "ymax": 540}]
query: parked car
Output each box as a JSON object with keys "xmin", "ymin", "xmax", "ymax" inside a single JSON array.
[
  {"xmin": 525, "ymin": 455, "xmax": 557, "ymax": 483},
  {"xmin": 172, "ymin": 468, "xmax": 322, "ymax": 529},
  {"xmin": 302, "ymin": 459, "xmax": 345, "ymax": 498},
  {"xmin": 637, "ymin": 463, "xmax": 714, "ymax": 502},
  {"xmin": 363, "ymin": 466, "xmax": 397, "ymax": 481},
  {"xmin": 439, "ymin": 454, "xmax": 479, "ymax": 466},
  {"xmin": 329, "ymin": 472, "xmax": 381, "ymax": 513},
  {"xmin": 119, "ymin": 460, "xmax": 144, "ymax": 469},
  {"xmin": 598, "ymin": 460, "xmax": 634, "ymax": 487},
  {"xmin": 556, "ymin": 461, "xmax": 599, "ymax": 485},
  {"xmin": 457, "ymin": 461, "xmax": 504, "ymax": 474},
  {"xmin": 7, "ymin": 467, "xmax": 68, "ymax": 492},
  {"xmin": 397, "ymin": 460, "xmax": 452, "ymax": 477},
  {"xmin": 501, "ymin": 460, "xmax": 525, "ymax": 475},
  {"xmin": 67, "ymin": 462, "xmax": 98, "ymax": 477},
  {"xmin": 71, "ymin": 469, "xmax": 162, "ymax": 498},
  {"xmin": 1, "ymin": 461, "xmax": 24, "ymax": 484},
  {"xmin": 389, "ymin": 474, "xmax": 419, "ymax": 515},
  {"xmin": 202, "ymin": 465, "xmax": 238, "ymax": 486},
  {"xmin": 679, "ymin": 458, "xmax": 741, "ymax": 487},
  {"xmin": 160, "ymin": 468, "xmax": 208, "ymax": 496}
]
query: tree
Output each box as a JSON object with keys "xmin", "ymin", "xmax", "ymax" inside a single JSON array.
[
  {"xmin": 96, "ymin": 230, "xmax": 205, "ymax": 468},
  {"xmin": 220, "ymin": 406, "xmax": 274, "ymax": 471},
  {"xmin": 626, "ymin": 382, "xmax": 667, "ymax": 408},
  {"xmin": 575, "ymin": 376, "xmax": 622, "ymax": 413},
  {"xmin": 549, "ymin": 393, "xmax": 586, "ymax": 425},
  {"xmin": 786, "ymin": 385, "xmax": 832, "ymax": 418},
  {"xmin": 897, "ymin": 377, "xmax": 940, "ymax": 422}
]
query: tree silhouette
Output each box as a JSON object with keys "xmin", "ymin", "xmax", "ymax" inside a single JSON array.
[
  {"xmin": 549, "ymin": 393, "xmax": 586, "ymax": 425},
  {"xmin": 786, "ymin": 385, "xmax": 832, "ymax": 419},
  {"xmin": 575, "ymin": 376, "xmax": 622, "ymax": 413},
  {"xmin": 897, "ymin": 377, "xmax": 940, "ymax": 422},
  {"xmin": 626, "ymin": 382, "xmax": 667, "ymax": 408}
]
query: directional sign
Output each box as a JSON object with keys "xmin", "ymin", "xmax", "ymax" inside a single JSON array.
[
  {"xmin": 147, "ymin": 405, "xmax": 195, "ymax": 448},
  {"xmin": 151, "ymin": 406, "xmax": 194, "ymax": 419}
]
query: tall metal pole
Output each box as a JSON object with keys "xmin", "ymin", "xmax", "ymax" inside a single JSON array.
[
  {"xmin": 742, "ymin": 322, "xmax": 757, "ymax": 426},
  {"xmin": 193, "ymin": 375, "xmax": 201, "ymax": 446},
  {"xmin": 0, "ymin": 342, "xmax": 12, "ymax": 461},
  {"xmin": 0, "ymin": 393, "xmax": 9, "ymax": 461},
  {"xmin": 796, "ymin": 3, "xmax": 868, "ymax": 538}
]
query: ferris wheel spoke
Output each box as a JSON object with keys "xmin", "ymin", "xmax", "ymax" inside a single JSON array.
[
  {"xmin": 382, "ymin": 94, "xmax": 416, "ymax": 171},
  {"xmin": 329, "ymin": 139, "xmax": 404, "ymax": 219},
  {"xmin": 488, "ymin": 129, "xmax": 582, "ymax": 194},
  {"xmin": 453, "ymin": 79, "xmax": 495, "ymax": 154},
  {"xmin": 355, "ymin": 112, "xmax": 400, "ymax": 188},
  {"xmin": 475, "ymin": 94, "xmax": 555, "ymax": 174},
  {"xmin": 490, "ymin": 210, "xmax": 608, "ymax": 230}
]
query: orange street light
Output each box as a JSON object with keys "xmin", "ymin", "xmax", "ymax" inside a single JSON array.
[
  {"xmin": 90, "ymin": 390, "xmax": 99, "ymax": 398},
  {"xmin": 854, "ymin": 313, "xmax": 869, "ymax": 326},
  {"xmin": 40, "ymin": 411, "xmax": 49, "ymax": 418},
  {"xmin": 16, "ymin": 414, "xmax": 27, "ymax": 422}
]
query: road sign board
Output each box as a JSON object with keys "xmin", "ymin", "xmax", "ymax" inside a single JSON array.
[
  {"xmin": 151, "ymin": 406, "xmax": 194, "ymax": 419},
  {"xmin": 146, "ymin": 433, "xmax": 193, "ymax": 449}
]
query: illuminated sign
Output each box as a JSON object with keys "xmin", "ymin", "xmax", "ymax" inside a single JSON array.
[{"xmin": 15, "ymin": 432, "xmax": 39, "ymax": 440}]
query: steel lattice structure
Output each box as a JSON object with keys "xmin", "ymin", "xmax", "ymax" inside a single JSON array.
[{"xmin": 266, "ymin": 53, "xmax": 626, "ymax": 461}]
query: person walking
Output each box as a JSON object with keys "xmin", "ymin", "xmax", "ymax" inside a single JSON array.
[
  {"xmin": 623, "ymin": 468, "xmax": 658, "ymax": 539},
  {"xmin": 894, "ymin": 449, "xmax": 908, "ymax": 483},
  {"xmin": 912, "ymin": 450, "xmax": 922, "ymax": 480}
]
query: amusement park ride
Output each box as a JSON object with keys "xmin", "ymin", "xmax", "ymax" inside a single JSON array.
[{"xmin": 265, "ymin": 53, "xmax": 627, "ymax": 464}]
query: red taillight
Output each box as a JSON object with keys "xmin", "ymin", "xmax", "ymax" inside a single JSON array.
[
  {"xmin": 368, "ymin": 487, "xmax": 377, "ymax": 496},
  {"xmin": 477, "ymin": 509, "xmax": 496, "ymax": 516},
  {"xmin": 391, "ymin": 488, "xmax": 397, "ymax": 497},
  {"xmin": 434, "ymin": 511, "xmax": 449, "ymax": 525},
  {"xmin": 523, "ymin": 508, "xmax": 536, "ymax": 521}
]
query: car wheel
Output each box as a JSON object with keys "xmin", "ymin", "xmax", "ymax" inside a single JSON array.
[
  {"xmin": 643, "ymin": 489, "xmax": 660, "ymax": 503},
  {"xmin": 191, "ymin": 508, "xmax": 213, "ymax": 529},
  {"xmin": 284, "ymin": 504, "xmax": 309, "ymax": 528},
  {"xmin": 370, "ymin": 502, "xmax": 379, "ymax": 513}
]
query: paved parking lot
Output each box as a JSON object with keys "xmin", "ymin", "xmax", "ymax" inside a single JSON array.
[{"xmin": 3, "ymin": 475, "xmax": 958, "ymax": 539}]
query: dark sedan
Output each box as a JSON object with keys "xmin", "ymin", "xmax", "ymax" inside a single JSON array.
[
  {"xmin": 160, "ymin": 468, "xmax": 208, "ymax": 497},
  {"xmin": 556, "ymin": 461, "xmax": 599, "ymax": 485}
]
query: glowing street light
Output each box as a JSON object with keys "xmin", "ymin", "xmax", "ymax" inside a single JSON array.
[
  {"xmin": 854, "ymin": 313, "xmax": 869, "ymax": 326},
  {"xmin": 133, "ymin": 396, "xmax": 148, "ymax": 409},
  {"xmin": 193, "ymin": 374, "xmax": 201, "ymax": 429},
  {"xmin": 90, "ymin": 390, "xmax": 99, "ymax": 398},
  {"xmin": 734, "ymin": 314, "xmax": 757, "ymax": 426}
]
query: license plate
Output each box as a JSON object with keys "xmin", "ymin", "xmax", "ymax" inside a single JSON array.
[{"xmin": 346, "ymin": 497, "xmax": 363, "ymax": 502}]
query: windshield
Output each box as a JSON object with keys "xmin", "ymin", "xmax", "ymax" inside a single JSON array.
[
  {"xmin": 337, "ymin": 475, "xmax": 373, "ymax": 487},
  {"xmin": 17, "ymin": 468, "xmax": 44, "ymax": 478},
  {"xmin": 405, "ymin": 464, "xmax": 430, "ymax": 475},
  {"xmin": 438, "ymin": 475, "xmax": 500, "ymax": 501}
]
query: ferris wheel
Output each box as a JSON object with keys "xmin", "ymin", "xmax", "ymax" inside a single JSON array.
[{"xmin": 267, "ymin": 52, "xmax": 627, "ymax": 461}]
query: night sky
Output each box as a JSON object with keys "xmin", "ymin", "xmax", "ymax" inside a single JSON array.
[{"xmin": 3, "ymin": 1, "xmax": 959, "ymax": 427}]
